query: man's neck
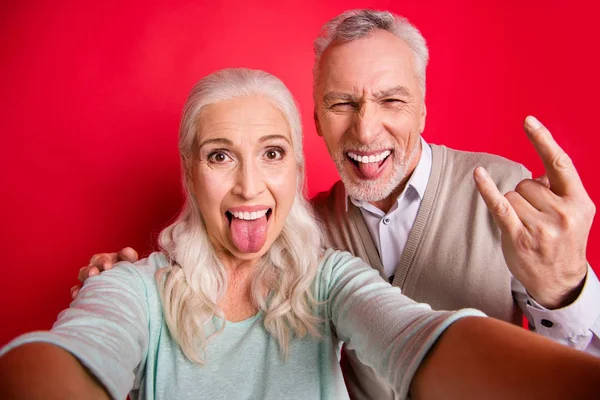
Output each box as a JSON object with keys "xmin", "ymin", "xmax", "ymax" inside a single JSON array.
[{"xmin": 369, "ymin": 177, "xmax": 411, "ymax": 213}]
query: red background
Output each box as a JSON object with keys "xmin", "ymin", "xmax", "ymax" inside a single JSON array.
[{"xmin": 1, "ymin": 0, "xmax": 599, "ymax": 345}]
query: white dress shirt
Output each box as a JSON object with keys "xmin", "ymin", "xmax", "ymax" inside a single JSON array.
[{"xmin": 350, "ymin": 137, "xmax": 432, "ymax": 280}]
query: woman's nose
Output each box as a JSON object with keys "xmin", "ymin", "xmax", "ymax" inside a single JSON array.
[{"xmin": 231, "ymin": 161, "xmax": 266, "ymax": 200}]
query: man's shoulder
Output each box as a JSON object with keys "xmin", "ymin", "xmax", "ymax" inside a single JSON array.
[
  {"xmin": 432, "ymin": 143, "xmax": 530, "ymax": 181},
  {"xmin": 311, "ymin": 180, "xmax": 345, "ymax": 210}
]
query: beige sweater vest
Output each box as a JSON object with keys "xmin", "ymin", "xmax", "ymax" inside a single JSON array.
[{"xmin": 312, "ymin": 144, "xmax": 530, "ymax": 399}]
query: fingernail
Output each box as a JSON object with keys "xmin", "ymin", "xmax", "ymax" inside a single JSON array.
[
  {"xmin": 90, "ymin": 268, "xmax": 98, "ymax": 276},
  {"xmin": 474, "ymin": 167, "xmax": 487, "ymax": 181},
  {"xmin": 526, "ymin": 115, "xmax": 543, "ymax": 129}
]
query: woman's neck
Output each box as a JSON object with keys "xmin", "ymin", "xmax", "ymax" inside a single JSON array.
[{"xmin": 217, "ymin": 253, "xmax": 263, "ymax": 322}]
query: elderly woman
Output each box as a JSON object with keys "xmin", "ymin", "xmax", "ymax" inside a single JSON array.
[{"xmin": 0, "ymin": 68, "xmax": 598, "ymax": 400}]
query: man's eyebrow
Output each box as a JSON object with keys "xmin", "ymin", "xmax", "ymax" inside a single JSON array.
[
  {"xmin": 323, "ymin": 87, "xmax": 412, "ymax": 104},
  {"xmin": 374, "ymin": 86, "xmax": 412, "ymax": 98},
  {"xmin": 323, "ymin": 92, "xmax": 357, "ymax": 104},
  {"xmin": 197, "ymin": 137, "xmax": 233, "ymax": 150},
  {"xmin": 258, "ymin": 134, "xmax": 292, "ymax": 145}
]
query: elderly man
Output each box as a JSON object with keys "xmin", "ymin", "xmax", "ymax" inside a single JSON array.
[
  {"xmin": 308, "ymin": 9, "xmax": 600, "ymax": 399},
  {"xmin": 77, "ymin": 9, "xmax": 600, "ymax": 400}
]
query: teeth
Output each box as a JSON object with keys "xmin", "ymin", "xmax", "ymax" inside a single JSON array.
[
  {"xmin": 231, "ymin": 209, "xmax": 268, "ymax": 220},
  {"xmin": 347, "ymin": 150, "xmax": 391, "ymax": 164}
]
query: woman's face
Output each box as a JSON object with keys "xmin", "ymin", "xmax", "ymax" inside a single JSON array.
[{"xmin": 191, "ymin": 95, "xmax": 297, "ymax": 264}]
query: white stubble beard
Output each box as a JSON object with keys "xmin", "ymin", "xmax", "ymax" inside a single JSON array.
[{"xmin": 333, "ymin": 139, "xmax": 421, "ymax": 203}]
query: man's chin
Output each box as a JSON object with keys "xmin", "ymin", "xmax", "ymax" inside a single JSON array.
[{"xmin": 343, "ymin": 181, "xmax": 394, "ymax": 203}]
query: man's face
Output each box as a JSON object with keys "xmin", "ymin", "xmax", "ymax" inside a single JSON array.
[{"xmin": 314, "ymin": 29, "xmax": 427, "ymax": 206}]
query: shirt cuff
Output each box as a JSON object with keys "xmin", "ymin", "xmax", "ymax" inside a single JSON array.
[{"xmin": 525, "ymin": 264, "xmax": 600, "ymax": 350}]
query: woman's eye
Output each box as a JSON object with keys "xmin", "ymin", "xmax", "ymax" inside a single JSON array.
[
  {"xmin": 264, "ymin": 148, "xmax": 284, "ymax": 160},
  {"xmin": 208, "ymin": 151, "xmax": 230, "ymax": 163}
]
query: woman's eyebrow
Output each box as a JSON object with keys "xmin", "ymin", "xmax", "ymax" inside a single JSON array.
[
  {"xmin": 197, "ymin": 137, "xmax": 233, "ymax": 150},
  {"xmin": 259, "ymin": 134, "xmax": 292, "ymax": 145}
]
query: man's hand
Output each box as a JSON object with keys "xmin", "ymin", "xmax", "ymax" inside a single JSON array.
[
  {"xmin": 474, "ymin": 116, "xmax": 595, "ymax": 309},
  {"xmin": 70, "ymin": 247, "xmax": 139, "ymax": 299}
]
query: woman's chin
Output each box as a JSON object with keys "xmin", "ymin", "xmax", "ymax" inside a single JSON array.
[{"xmin": 225, "ymin": 242, "xmax": 271, "ymax": 262}]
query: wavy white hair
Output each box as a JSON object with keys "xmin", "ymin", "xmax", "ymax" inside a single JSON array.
[
  {"xmin": 156, "ymin": 68, "xmax": 325, "ymax": 364},
  {"xmin": 313, "ymin": 9, "xmax": 429, "ymax": 97}
]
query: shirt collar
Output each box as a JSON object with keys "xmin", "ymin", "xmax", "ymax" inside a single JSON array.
[{"xmin": 345, "ymin": 136, "xmax": 432, "ymax": 212}]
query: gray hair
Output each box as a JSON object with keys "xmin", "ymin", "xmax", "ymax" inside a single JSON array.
[
  {"xmin": 157, "ymin": 68, "xmax": 324, "ymax": 364},
  {"xmin": 313, "ymin": 9, "xmax": 429, "ymax": 96}
]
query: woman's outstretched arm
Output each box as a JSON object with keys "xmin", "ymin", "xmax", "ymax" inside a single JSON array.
[
  {"xmin": 410, "ymin": 316, "xmax": 600, "ymax": 399},
  {"xmin": 0, "ymin": 342, "xmax": 110, "ymax": 400},
  {"xmin": 0, "ymin": 261, "xmax": 152, "ymax": 400},
  {"xmin": 323, "ymin": 250, "xmax": 600, "ymax": 399}
]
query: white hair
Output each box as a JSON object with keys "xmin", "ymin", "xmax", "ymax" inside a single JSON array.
[
  {"xmin": 157, "ymin": 68, "xmax": 325, "ymax": 364},
  {"xmin": 313, "ymin": 9, "xmax": 429, "ymax": 97}
]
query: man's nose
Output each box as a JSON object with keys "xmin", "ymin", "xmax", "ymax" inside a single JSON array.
[
  {"xmin": 352, "ymin": 103, "xmax": 383, "ymax": 145},
  {"xmin": 231, "ymin": 160, "xmax": 266, "ymax": 200}
]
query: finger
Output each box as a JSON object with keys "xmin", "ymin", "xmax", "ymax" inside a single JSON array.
[
  {"xmin": 118, "ymin": 247, "xmax": 139, "ymax": 263},
  {"xmin": 78, "ymin": 266, "xmax": 88, "ymax": 282},
  {"xmin": 89, "ymin": 252, "xmax": 117, "ymax": 266},
  {"xmin": 89, "ymin": 253, "xmax": 117, "ymax": 270},
  {"xmin": 524, "ymin": 116, "xmax": 584, "ymax": 197},
  {"xmin": 78, "ymin": 266, "xmax": 99, "ymax": 283},
  {"xmin": 70, "ymin": 285, "xmax": 80, "ymax": 299},
  {"xmin": 534, "ymin": 174, "xmax": 550, "ymax": 189},
  {"xmin": 505, "ymin": 190, "xmax": 543, "ymax": 229},
  {"xmin": 514, "ymin": 179, "xmax": 557, "ymax": 213},
  {"xmin": 474, "ymin": 167, "xmax": 523, "ymax": 234}
]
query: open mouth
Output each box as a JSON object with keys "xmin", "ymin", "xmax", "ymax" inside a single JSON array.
[
  {"xmin": 225, "ymin": 208, "xmax": 272, "ymax": 224},
  {"xmin": 225, "ymin": 207, "xmax": 272, "ymax": 253},
  {"xmin": 346, "ymin": 150, "xmax": 392, "ymax": 179}
]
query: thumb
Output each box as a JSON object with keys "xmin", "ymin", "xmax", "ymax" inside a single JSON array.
[{"xmin": 118, "ymin": 247, "xmax": 139, "ymax": 263}]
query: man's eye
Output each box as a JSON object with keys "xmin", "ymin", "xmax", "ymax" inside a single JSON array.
[
  {"xmin": 208, "ymin": 151, "xmax": 231, "ymax": 163},
  {"xmin": 264, "ymin": 148, "xmax": 284, "ymax": 160},
  {"xmin": 383, "ymin": 98, "xmax": 403, "ymax": 104},
  {"xmin": 331, "ymin": 102, "xmax": 356, "ymax": 109}
]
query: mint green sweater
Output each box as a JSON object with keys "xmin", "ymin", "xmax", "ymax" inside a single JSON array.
[{"xmin": 1, "ymin": 250, "xmax": 483, "ymax": 399}]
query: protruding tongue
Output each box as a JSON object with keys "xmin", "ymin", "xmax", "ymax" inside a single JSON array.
[
  {"xmin": 358, "ymin": 161, "xmax": 380, "ymax": 179},
  {"xmin": 230, "ymin": 215, "xmax": 268, "ymax": 253}
]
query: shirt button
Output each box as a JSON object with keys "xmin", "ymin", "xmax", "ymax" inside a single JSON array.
[
  {"xmin": 382, "ymin": 217, "xmax": 391, "ymax": 225},
  {"xmin": 540, "ymin": 319, "xmax": 554, "ymax": 328}
]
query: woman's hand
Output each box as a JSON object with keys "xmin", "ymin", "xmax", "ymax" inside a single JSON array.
[{"xmin": 71, "ymin": 247, "xmax": 139, "ymax": 298}]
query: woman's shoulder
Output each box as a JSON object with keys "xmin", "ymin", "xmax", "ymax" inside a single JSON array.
[
  {"xmin": 108, "ymin": 251, "xmax": 170, "ymax": 282},
  {"xmin": 318, "ymin": 248, "xmax": 369, "ymax": 272},
  {"xmin": 85, "ymin": 251, "xmax": 170, "ymax": 304},
  {"xmin": 315, "ymin": 248, "xmax": 378, "ymax": 290}
]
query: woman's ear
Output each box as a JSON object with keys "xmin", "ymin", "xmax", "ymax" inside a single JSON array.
[{"xmin": 184, "ymin": 160, "xmax": 196, "ymax": 190}]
